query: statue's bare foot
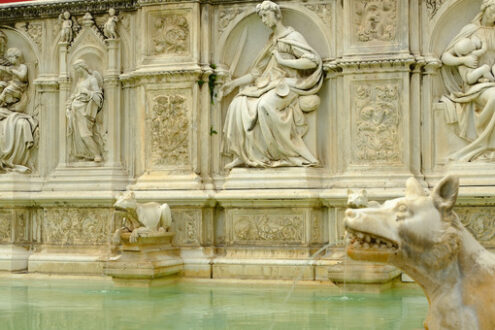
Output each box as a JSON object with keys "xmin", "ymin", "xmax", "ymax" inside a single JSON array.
[{"xmin": 225, "ymin": 158, "xmax": 243, "ymax": 170}]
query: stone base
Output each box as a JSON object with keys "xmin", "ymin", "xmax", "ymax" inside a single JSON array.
[
  {"xmin": 104, "ymin": 232, "xmax": 183, "ymax": 283},
  {"xmin": 0, "ymin": 245, "xmax": 31, "ymax": 272},
  {"xmin": 212, "ymin": 257, "xmax": 315, "ymax": 280},
  {"xmin": 28, "ymin": 251, "xmax": 105, "ymax": 275}
]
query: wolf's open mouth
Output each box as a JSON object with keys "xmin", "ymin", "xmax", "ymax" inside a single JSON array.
[{"xmin": 346, "ymin": 229, "xmax": 398, "ymax": 250}]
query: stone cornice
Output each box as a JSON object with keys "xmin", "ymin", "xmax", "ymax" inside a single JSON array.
[{"xmin": 0, "ymin": 0, "xmax": 138, "ymax": 22}]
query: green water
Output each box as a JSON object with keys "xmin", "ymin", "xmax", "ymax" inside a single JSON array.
[{"xmin": 0, "ymin": 279, "xmax": 427, "ymax": 330}]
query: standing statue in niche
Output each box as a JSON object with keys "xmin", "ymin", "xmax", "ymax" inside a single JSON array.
[
  {"xmin": 0, "ymin": 31, "xmax": 37, "ymax": 173},
  {"xmin": 66, "ymin": 59, "xmax": 104, "ymax": 162},
  {"xmin": 103, "ymin": 8, "xmax": 119, "ymax": 39},
  {"xmin": 441, "ymin": 0, "xmax": 495, "ymax": 161},
  {"xmin": 220, "ymin": 0, "xmax": 323, "ymax": 169},
  {"xmin": 59, "ymin": 11, "xmax": 74, "ymax": 43}
]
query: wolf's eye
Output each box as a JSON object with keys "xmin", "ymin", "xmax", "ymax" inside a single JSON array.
[{"xmin": 396, "ymin": 204, "xmax": 410, "ymax": 221}]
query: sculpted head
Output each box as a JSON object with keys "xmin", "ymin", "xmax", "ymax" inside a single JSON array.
[
  {"xmin": 256, "ymin": 1, "xmax": 281, "ymax": 28},
  {"xmin": 73, "ymin": 59, "xmax": 90, "ymax": 75},
  {"xmin": 6, "ymin": 48, "xmax": 23, "ymax": 65},
  {"xmin": 344, "ymin": 176, "xmax": 461, "ymax": 272},
  {"xmin": 481, "ymin": 0, "xmax": 495, "ymax": 26},
  {"xmin": 114, "ymin": 191, "xmax": 137, "ymax": 211}
]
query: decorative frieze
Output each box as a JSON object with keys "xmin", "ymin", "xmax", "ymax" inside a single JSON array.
[
  {"xmin": 352, "ymin": 82, "xmax": 401, "ymax": 163},
  {"xmin": 226, "ymin": 209, "xmax": 309, "ymax": 246},
  {"xmin": 173, "ymin": 209, "xmax": 201, "ymax": 246},
  {"xmin": 42, "ymin": 208, "xmax": 113, "ymax": 246},
  {"xmin": 0, "ymin": 210, "xmax": 12, "ymax": 244},
  {"xmin": 456, "ymin": 208, "xmax": 495, "ymax": 248}
]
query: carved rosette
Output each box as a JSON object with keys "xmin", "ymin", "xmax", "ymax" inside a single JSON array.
[
  {"xmin": 456, "ymin": 208, "xmax": 495, "ymax": 248},
  {"xmin": 173, "ymin": 209, "xmax": 201, "ymax": 246},
  {"xmin": 354, "ymin": 0, "xmax": 397, "ymax": 43},
  {"xmin": 42, "ymin": 208, "xmax": 113, "ymax": 246},
  {"xmin": 352, "ymin": 82, "xmax": 401, "ymax": 163},
  {"xmin": 227, "ymin": 209, "xmax": 308, "ymax": 246},
  {"xmin": 151, "ymin": 14, "xmax": 189, "ymax": 56},
  {"xmin": 150, "ymin": 93, "xmax": 190, "ymax": 167}
]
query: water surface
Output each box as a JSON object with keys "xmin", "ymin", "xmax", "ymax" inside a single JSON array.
[{"xmin": 0, "ymin": 279, "xmax": 427, "ymax": 330}]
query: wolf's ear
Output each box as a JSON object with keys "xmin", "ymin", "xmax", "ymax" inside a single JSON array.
[
  {"xmin": 360, "ymin": 189, "xmax": 367, "ymax": 197},
  {"xmin": 405, "ymin": 177, "xmax": 426, "ymax": 197},
  {"xmin": 347, "ymin": 189, "xmax": 353, "ymax": 196},
  {"xmin": 432, "ymin": 175, "xmax": 459, "ymax": 214}
]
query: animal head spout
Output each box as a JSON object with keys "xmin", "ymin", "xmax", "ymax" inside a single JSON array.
[
  {"xmin": 114, "ymin": 191, "xmax": 137, "ymax": 211},
  {"xmin": 345, "ymin": 175, "xmax": 461, "ymax": 269}
]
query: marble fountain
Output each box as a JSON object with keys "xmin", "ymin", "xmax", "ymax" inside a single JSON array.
[{"xmin": 0, "ymin": 0, "xmax": 494, "ymax": 328}]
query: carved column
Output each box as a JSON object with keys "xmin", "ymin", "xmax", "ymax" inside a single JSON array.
[
  {"xmin": 104, "ymin": 38, "xmax": 122, "ymax": 167},
  {"xmin": 57, "ymin": 42, "xmax": 70, "ymax": 167}
]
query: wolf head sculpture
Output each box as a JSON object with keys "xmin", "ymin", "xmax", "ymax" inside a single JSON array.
[{"xmin": 345, "ymin": 175, "xmax": 495, "ymax": 330}]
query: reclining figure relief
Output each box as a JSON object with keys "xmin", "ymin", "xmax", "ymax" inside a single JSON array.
[
  {"xmin": 345, "ymin": 176, "xmax": 495, "ymax": 330},
  {"xmin": 113, "ymin": 191, "xmax": 172, "ymax": 244}
]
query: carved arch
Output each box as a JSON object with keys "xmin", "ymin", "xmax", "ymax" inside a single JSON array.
[
  {"xmin": 428, "ymin": 0, "xmax": 481, "ymax": 55},
  {"xmin": 217, "ymin": 5, "xmax": 332, "ymax": 70}
]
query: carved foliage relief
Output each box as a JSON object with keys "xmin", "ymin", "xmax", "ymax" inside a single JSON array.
[
  {"xmin": 228, "ymin": 209, "xmax": 308, "ymax": 245},
  {"xmin": 218, "ymin": 7, "xmax": 243, "ymax": 35},
  {"xmin": 304, "ymin": 3, "xmax": 332, "ymax": 27},
  {"xmin": 354, "ymin": 0, "xmax": 397, "ymax": 42},
  {"xmin": 151, "ymin": 13, "xmax": 189, "ymax": 56},
  {"xmin": 43, "ymin": 208, "xmax": 113, "ymax": 246},
  {"xmin": 173, "ymin": 209, "xmax": 201, "ymax": 246},
  {"xmin": 0, "ymin": 210, "xmax": 12, "ymax": 243},
  {"xmin": 149, "ymin": 92, "xmax": 190, "ymax": 167},
  {"xmin": 425, "ymin": 0, "xmax": 446, "ymax": 18},
  {"xmin": 456, "ymin": 208, "xmax": 495, "ymax": 248},
  {"xmin": 352, "ymin": 82, "xmax": 401, "ymax": 163}
]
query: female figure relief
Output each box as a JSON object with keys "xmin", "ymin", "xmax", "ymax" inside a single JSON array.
[
  {"xmin": 66, "ymin": 59, "xmax": 104, "ymax": 162},
  {"xmin": 221, "ymin": 1, "xmax": 323, "ymax": 169},
  {"xmin": 0, "ymin": 45, "xmax": 36, "ymax": 173},
  {"xmin": 441, "ymin": 0, "xmax": 495, "ymax": 161}
]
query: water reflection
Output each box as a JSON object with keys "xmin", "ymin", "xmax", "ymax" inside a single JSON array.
[{"xmin": 0, "ymin": 280, "xmax": 427, "ymax": 329}]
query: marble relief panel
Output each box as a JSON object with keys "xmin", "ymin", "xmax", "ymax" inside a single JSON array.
[
  {"xmin": 146, "ymin": 88, "xmax": 192, "ymax": 170},
  {"xmin": 351, "ymin": 80, "xmax": 402, "ymax": 164},
  {"xmin": 172, "ymin": 209, "xmax": 202, "ymax": 246},
  {"xmin": 226, "ymin": 209, "xmax": 311, "ymax": 246},
  {"xmin": 42, "ymin": 208, "xmax": 114, "ymax": 246},
  {"xmin": 456, "ymin": 207, "xmax": 495, "ymax": 248}
]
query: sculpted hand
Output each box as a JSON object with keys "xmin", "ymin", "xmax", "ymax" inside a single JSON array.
[
  {"xmin": 464, "ymin": 55, "xmax": 479, "ymax": 69},
  {"xmin": 221, "ymin": 81, "xmax": 236, "ymax": 97}
]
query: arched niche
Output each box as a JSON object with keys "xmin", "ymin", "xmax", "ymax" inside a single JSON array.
[
  {"xmin": 0, "ymin": 26, "xmax": 40, "ymax": 172},
  {"xmin": 218, "ymin": 6, "xmax": 331, "ymax": 74},
  {"xmin": 215, "ymin": 6, "xmax": 332, "ymax": 170},
  {"xmin": 429, "ymin": 0, "xmax": 481, "ymax": 56},
  {"xmin": 0, "ymin": 26, "xmax": 39, "ymax": 112}
]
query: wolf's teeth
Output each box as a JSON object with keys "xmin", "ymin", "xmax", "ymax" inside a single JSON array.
[
  {"xmin": 357, "ymin": 233, "xmax": 364, "ymax": 239},
  {"xmin": 365, "ymin": 235, "xmax": 371, "ymax": 243},
  {"xmin": 376, "ymin": 238, "xmax": 381, "ymax": 244},
  {"xmin": 386, "ymin": 242, "xmax": 392, "ymax": 248}
]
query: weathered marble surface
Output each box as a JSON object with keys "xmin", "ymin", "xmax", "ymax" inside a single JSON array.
[{"xmin": 0, "ymin": 0, "xmax": 492, "ymax": 284}]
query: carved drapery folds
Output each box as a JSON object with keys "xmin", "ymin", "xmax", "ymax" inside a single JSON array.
[
  {"xmin": 66, "ymin": 60, "xmax": 104, "ymax": 162},
  {"xmin": 440, "ymin": 1, "xmax": 495, "ymax": 162},
  {"xmin": 0, "ymin": 30, "xmax": 37, "ymax": 174},
  {"xmin": 220, "ymin": 1, "xmax": 323, "ymax": 169}
]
